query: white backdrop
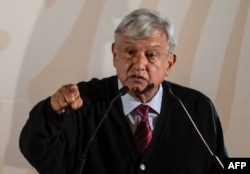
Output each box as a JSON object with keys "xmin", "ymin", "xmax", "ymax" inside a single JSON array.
[{"xmin": 0, "ymin": 0, "xmax": 249, "ymax": 173}]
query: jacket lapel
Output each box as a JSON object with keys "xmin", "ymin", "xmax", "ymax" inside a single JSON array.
[{"xmin": 110, "ymin": 98, "xmax": 140, "ymax": 162}]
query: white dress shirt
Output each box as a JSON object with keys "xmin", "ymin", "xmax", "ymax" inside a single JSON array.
[{"xmin": 118, "ymin": 80, "xmax": 163, "ymax": 133}]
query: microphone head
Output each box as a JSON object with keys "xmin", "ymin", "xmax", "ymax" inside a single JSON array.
[{"xmin": 119, "ymin": 86, "xmax": 129, "ymax": 96}]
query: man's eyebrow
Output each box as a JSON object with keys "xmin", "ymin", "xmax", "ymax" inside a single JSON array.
[
  {"xmin": 123, "ymin": 41, "xmax": 135, "ymax": 45},
  {"xmin": 148, "ymin": 45, "xmax": 161, "ymax": 49}
]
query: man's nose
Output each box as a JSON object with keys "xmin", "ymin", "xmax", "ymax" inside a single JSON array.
[{"xmin": 133, "ymin": 53, "xmax": 148, "ymax": 70}]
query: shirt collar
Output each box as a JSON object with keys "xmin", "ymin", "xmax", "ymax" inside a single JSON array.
[{"xmin": 118, "ymin": 79, "xmax": 163, "ymax": 115}]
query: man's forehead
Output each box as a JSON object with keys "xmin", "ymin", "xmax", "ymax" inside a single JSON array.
[
  {"xmin": 119, "ymin": 30, "xmax": 166, "ymax": 41},
  {"xmin": 118, "ymin": 36, "xmax": 166, "ymax": 49},
  {"xmin": 123, "ymin": 41, "xmax": 161, "ymax": 48}
]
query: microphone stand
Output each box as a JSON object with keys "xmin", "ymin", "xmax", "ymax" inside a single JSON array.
[
  {"xmin": 167, "ymin": 83, "xmax": 224, "ymax": 169},
  {"xmin": 73, "ymin": 86, "xmax": 129, "ymax": 174}
]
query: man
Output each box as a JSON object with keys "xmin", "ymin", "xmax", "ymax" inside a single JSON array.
[{"xmin": 19, "ymin": 8, "xmax": 228, "ymax": 174}]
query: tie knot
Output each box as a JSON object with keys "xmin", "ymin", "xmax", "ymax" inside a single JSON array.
[{"xmin": 136, "ymin": 104, "xmax": 149, "ymax": 121}]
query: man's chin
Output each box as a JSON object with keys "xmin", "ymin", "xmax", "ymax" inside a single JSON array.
[
  {"xmin": 131, "ymin": 83, "xmax": 154, "ymax": 94},
  {"xmin": 131, "ymin": 86, "xmax": 144, "ymax": 92}
]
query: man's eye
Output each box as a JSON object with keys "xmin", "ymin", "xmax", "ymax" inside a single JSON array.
[
  {"xmin": 123, "ymin": 49, "xmax": 136, "ymax": 58},
  {"xmin": 127, "ymin": 50, "xmax": 135, "ymax": 55},
  {"xmin": 146, "ymin": 52, "xmax": 157, "ymax": 59}
]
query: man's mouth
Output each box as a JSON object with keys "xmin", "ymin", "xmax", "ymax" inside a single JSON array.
[{"xmin": 130, "ymin": 75, "xmax": 149, "ymax": 83}]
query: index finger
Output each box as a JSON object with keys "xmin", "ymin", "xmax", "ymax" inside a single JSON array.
[{"xmin": 67, "ymin": 84, "xmax": 78, "ymax": 93}]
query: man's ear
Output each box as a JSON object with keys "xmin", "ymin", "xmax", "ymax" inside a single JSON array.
[
  {"xmin": 166, "ymin": 54, "xmax": 177, "ymax": 76},
  {"xmin": 112, "ymin": 42, "xmax": 117, "ymax": 67}
]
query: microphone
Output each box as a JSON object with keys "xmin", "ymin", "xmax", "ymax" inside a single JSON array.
[
  {"xmin": 166, "ymin": 82, "xmax": 224, "ymax": 169},
  {"xmin": 74, "ymin": 86, "xmax": 129, "ymax": 174}
]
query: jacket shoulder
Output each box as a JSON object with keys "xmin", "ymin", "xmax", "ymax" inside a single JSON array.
[
  {"xmin": 162, "ymin": 80, "xmax": 212, "ymax": 104},
  {"xmin": 77, "ymin": 76, "xmax": 118, "ymax": 101}
]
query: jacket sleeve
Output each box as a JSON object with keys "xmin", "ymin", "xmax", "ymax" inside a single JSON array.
[
  {"xmin": 209, "ymin": 103, "xmax": 228, "ymax": 173},
  {"xmin": 19, "ymin": 97, "xmax": 81, "ymax": 174}
]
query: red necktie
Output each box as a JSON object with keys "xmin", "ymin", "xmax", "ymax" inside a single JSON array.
[{"xmin": 134, "ymin": 104, "xmax": 152, "ymax": 155}]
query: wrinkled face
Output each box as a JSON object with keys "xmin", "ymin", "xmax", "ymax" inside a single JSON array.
[{"xmin": 112, "ymin": 30, "xmax": 176, "ymax": 101}]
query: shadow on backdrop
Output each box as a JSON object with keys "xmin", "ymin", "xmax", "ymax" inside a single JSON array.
[{"xmin": 5, "ymin": 0, "xmax": 130, "ymax": 168}]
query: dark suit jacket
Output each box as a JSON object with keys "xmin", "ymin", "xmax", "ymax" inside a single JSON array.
[{"xmin": 19, "ymin": 76, "xmax": 228, "ymax": 174}]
